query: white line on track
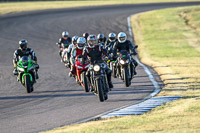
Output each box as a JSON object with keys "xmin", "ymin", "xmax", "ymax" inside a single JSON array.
[{"xmin": 127, "ymin": 15, "xmax": 161, "ymax": 97}]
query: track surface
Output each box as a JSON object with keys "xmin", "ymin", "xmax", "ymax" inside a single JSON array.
[{"xmin": 0, "ymin": 2, "xmax": 199, "ymax": 133}]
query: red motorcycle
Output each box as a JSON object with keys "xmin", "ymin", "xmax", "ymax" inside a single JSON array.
[{"xmin": 75, "ymin": 58, "xmax": 90, "ymax": 92}]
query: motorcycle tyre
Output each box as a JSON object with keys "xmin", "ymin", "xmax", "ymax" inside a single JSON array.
[
  {"xmin": 124, "ymin": 67, "xmax": 131, "ymax": 87},
  {"xmin": 96, "ymin": 79, "xmax": 105, "ymax": 102},
  {"xmin": 82, "ymin": 72, "xmax": 89, "ymax": 92},
  {"xmin": 24, "ymin": 75, "xmax": 32, "ymax": 93}
]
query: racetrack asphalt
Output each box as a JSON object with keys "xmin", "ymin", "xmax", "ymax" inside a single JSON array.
[{"xmin": 0, "ymin": 2, "xmax": 199, "ymax": 133}]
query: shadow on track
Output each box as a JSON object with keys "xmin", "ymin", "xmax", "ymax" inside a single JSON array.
[{"xmin": 0, "ymin": 92, "xmax": 93, "ymax": 100}]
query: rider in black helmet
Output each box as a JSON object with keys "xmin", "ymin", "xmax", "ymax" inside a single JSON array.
[
  {"xmin": 97, "ymin": 33, "xmax": 107, "ymax": 47},
  {"xmin": 57, "ymin": 31, "xmax": 72, "ymax": 59},
  {"xmin": 83, "ymin": 32, "xmax": 90, "ymax": 43},
  {"xmin": 113, "ymin": 32, "xmax": 138, "ymax": 77},
  {"xmin": 13, "ymin": 40, "xmax": 39, "ymax": 79},
  {"xmin": 105, "ymin": 32, "xmax": 117, "ymax": 54}
]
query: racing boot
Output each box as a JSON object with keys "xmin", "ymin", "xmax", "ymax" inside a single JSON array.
[
  {"xmin": 13, "ymin": 68, "xmax": 18, "ymax": 75},
  {"xmin": 86, "ymin": 71, "xmax": 94, "ymax": 92},
  {"xmin": 68, "ymin": 72, "xmax": 72, "ymax": 77},
  {"xmin": 108, "ymin": 82, "xmax": 113, "ymax": 89},
  {"xmin": 69, "ymin": 65, "xmax": 75, "ymax": 77},
  {"xmin": 36, "ymin": 72, "xmax": 39, "ymax": 79},
  {"xmin": 134, "ymin": 69, "xmax": 137, "ymax": 75},
  {"xmin": 133, "ymin": 60, "xmax": 138, "ymax": 75},
  {"xmin": 35, "ymin": 64, "xmax": 39, "ymax": 79},
  {"xmin": 107, "ymin": 72, "xmax": 113, "ymax": 89}
]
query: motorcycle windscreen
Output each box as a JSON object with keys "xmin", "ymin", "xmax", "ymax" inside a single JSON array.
[{"xmin": 20, "ymin": 56, "xmax": 30, "ymax": 66}]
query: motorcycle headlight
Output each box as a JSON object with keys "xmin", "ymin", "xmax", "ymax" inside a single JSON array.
[
  {"xmin": 120, "ymin": 60, "xmax": 125, "ymax": 65},
  {"xmin": 126, "ymin": 59, "xmax": 129, "ymax": 63},
  {"xmin": 94, "ymin": 65, "xmax": 100, "ymax": 72}
]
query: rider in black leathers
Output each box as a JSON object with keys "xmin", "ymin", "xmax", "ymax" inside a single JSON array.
[
  {"xmin": 105, "ymin": 32, "xmax": 117, "ymax": 55},
  {"xmin": 113, "ymin": 32, "xmax": 138, "ymax": 77},
  {"xmin": 97, "ymin": 33, "xmax": 107, "ymax": 47},
  {"xmin": 83, "ymin": 32, "xmax": 89, "ymax": 43},
  {"xmin": 13, "ymin": 40, "xmax": 39, "ymax": 79},
  {"xmin": 57, "ymin": 31, "xmax": 72, "ymax": 58},
  {"xmin": 82, "ymin": 34, "xmax": 113, "ymax": 89}
]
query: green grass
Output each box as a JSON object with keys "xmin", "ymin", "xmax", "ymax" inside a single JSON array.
[
  {"xmin": 41, "ymin": 5, "xmax": 200, "ymax": 133},
  {"xmin": 0, "ymin": 0, "xmax": 200, "ymax": 15},
  {"xmin": 132, "ymin": 6, "xmax": 200, "ymax": 97}
]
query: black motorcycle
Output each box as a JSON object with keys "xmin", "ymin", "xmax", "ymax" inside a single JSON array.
[
  {"xmin": 116, "ymin": 46, "xmax": 138, "ymax": 87},
  {"xmin": 89, "ymin": 62, "xmax": 109, "ymax": 102}
]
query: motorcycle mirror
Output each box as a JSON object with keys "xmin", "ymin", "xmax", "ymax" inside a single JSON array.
[{"xmin": 134, "ymin": 45, "xmax": 138, "ymax": 48}]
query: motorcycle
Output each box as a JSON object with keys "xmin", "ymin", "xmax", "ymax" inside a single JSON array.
[
  {"xmin": 89, "ymin": 62, "xmax": 109, "ymax": 102},
  {"xmin": 104, "ymin": 55, "xmax": 117, "ymax": 78},
  {"xmin": 56, "ymin": 42, "xmax": 70, "ymax": 64},
  {"xmin": 115, "ymin": 45, "xmax": 138, "ymax": 87},
  {"xmin": 117, "ymin": 50, "xmax": 132, "ymax": 87},
  {"xmin": 16, "ymin": 56, "xmax": 37, "ymax": 93},
  {"xmin": 61, "ymin": 48, "xmax": 71, "ymax": 68},
  {"xmin": 74, "ymin": 58, "xmax": 90, "ymax": 92}
]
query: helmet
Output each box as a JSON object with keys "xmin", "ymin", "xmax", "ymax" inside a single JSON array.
[
  {"xmin": 97, "ymin": 33, "xmax": 105, "ymax": 42},
  {"xmin": 62, "ymin": 31, "xmax": 69, "ymax": 38},
  {"xmin": 83, "ymin": 32, "xmax": 89, "ymax": 40},
  {"xmin": 87, "ymin": 35, "xmax": 97, "ymax": 48},
  {"xmin": 108, "ymin": 33, "xmax": 116, "ymax": 42},
  {"xmin": 77, "ymin": 37, "xmax": 86, "ymax": 49},
  {"xmin": 118, "ymin": 32, "xmax": 127, "ymax": 43},
  {"xmin": 19, "ymin": 40, "xmax": 28, "ymax": 51},
  {"xmin": 72, "ymin": 36, "xmax": 79, "ymax": 45}
]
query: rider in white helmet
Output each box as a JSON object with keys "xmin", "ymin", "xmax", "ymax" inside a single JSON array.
[
  {"xmin": 69, "ymin": 37, "xmax": 86, "ymax": 77},
  {"xmin": 67, "ymin": 36, "xmax": 79, "ymax": 61},
  {"xmin": 56, "ymin": 31, "xmax": 72, "ymax": 59},
  {"xmin": 113, "ymin": 32, "xmax": 138, "ymax": 77}
]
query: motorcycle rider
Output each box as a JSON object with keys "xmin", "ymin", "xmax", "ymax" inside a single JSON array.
[
  {"xmin": 105, "ymin": 32, "xmax": 117, "ymax": 54},
  {"xmin": 97, "ymin": 33, "xmax": 107, "ymax": 47},
  {"xmin": 67, "ymin": 36, "xmax": 79, "ymax": 66},
  {"xmin": 56, "ymin": 31, "xmax": 72, "ymax": 58},
  {"xmin": 83, "ymin": 32, "xmax": 89, "ymax": 43},
  {"xmin": 13, "ymin": 40, "xmax": 39, "ymax": 79},
  {"xmin": 69, "ymin": 37, "xmax": 86, "ymax": 77},
  {"xmin": 82, "ymin": 34, "xmax": 113, "ymax": 89},
  {"xmin": 113, "ymin": 32, "xmax": 138, "ymax": 77}
]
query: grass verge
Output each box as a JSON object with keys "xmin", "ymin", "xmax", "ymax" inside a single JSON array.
[
  {"xmin": 41, "ymin": 5, "xmax": 200, "ymax": 133},
  {"xmin": 0, "ymin": 0, "xmax": 200, "ymax": 15}
]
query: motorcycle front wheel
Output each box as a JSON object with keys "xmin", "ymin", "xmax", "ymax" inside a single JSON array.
[
  {"xmin": 124, "ymin": 67, "xmax": 130, "ymax": 87},
  {"xmin": 24, "ymin": 75, "xmax": 32, "ymax": 93},
  {"xmin": 82, "ymin": 72, "xmax": 89, "ymax": 92},
  {"xmin": 96, "ymin": 79, "xmax": 105, "ymax": 102}
]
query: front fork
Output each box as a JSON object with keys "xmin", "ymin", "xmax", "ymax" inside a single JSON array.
[{"xmin": 22, "ymin": 73, "xmax": 33, "ymax": 84}]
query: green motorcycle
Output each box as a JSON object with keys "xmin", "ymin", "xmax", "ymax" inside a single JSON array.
[{"xmin": 17, "ymin": 56, "xmax": 37, "ymax": 93}]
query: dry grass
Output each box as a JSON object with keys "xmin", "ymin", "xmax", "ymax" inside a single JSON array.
[{"xmin": 0, "ymin": 0, "xmax": 200, "ymax": 15}]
